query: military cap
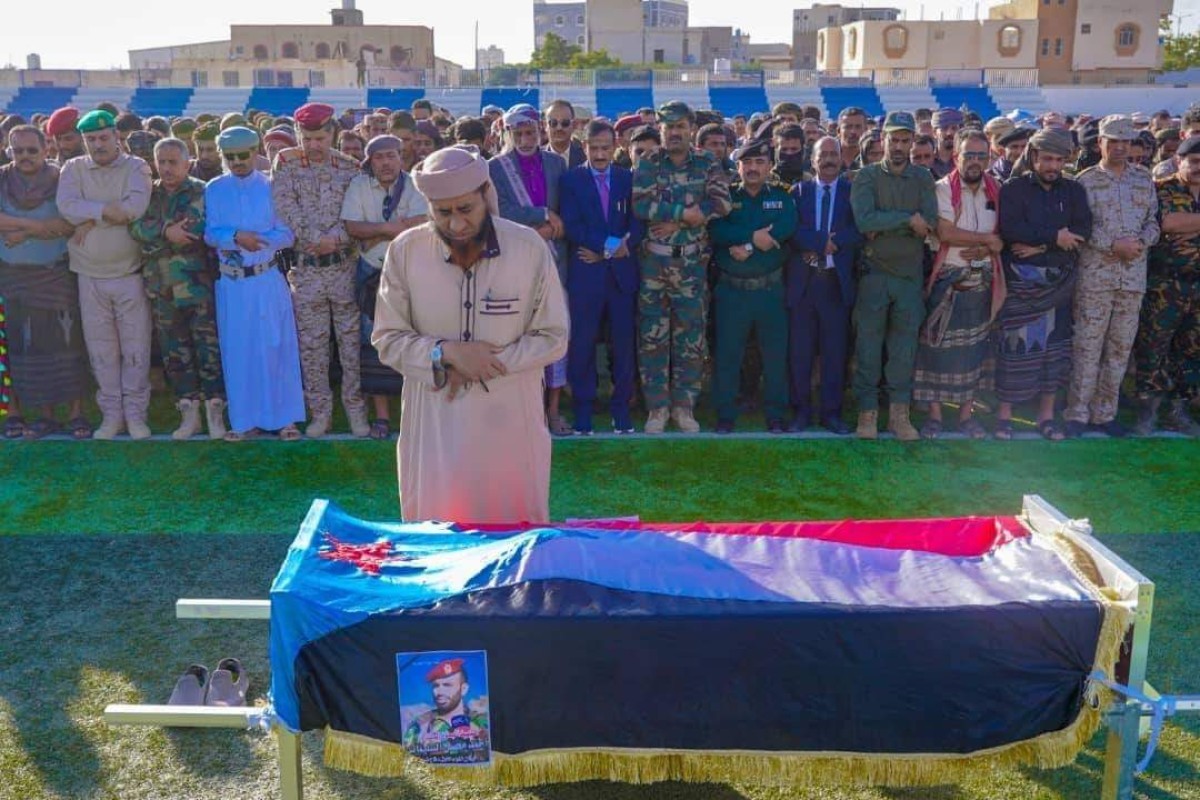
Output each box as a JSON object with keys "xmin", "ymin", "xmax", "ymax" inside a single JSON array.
[
  {"xmin": 883, "ymin": 111, "xmax": 916, "ymax": 133},
  {"xmin": 1077, "ymin": 118, "xmax": 1101, "ymax": 146},
  {"xmin": 125, "ymin": 130, "xmax": 157, "ymax": 159},
  {"xmin": 144, "ymin": 116, "xmax": 171, "ymax": 136},
  {"xmin": 1098, "ymin": 114, "xmax": 1135, "ymax": 141},
  {"xmin": 295, "ymin": 102, "xmax": 336, "ymax": 130},
  {"xmin": 614, "ymin": 114, "xmax": 641, "ymax": 136},
  {"xmin": 694, "ymin": 109, "xmax": 722, "ymax": 128},
  {"xmin": 46, "ymin": 107, "xmax": 81, "ymax": 137},
  {"xmin": 732, "ymin": 138, "xmax": 772, "ymax": 161},
  {"xmin": 1177, "ymin": 136, "xmax": 1200, "ymax": 158},
  {"xmin": 1131, "ymin": 112, "xmax": 1149, "ymax": 126},
  {"xmin": 219, "ymin": 112, "xmax": 247, "ymax": 131},
  {"xmin": 998, "ymin": 125, "xmax": 1034, "ymax": 147},
  {"xmin": 630, "ymin": 124, "xmax": 661, "ymax": 144},
  {"xmin": 76, "ymin": 109, "xmax": 116, "ymax": 134},
  {"xmin": 193, "ymin": 121, "xmax": 220, "ymax": 142},
  {"xmin": 656, "ymin": 101, "xmax": 693, "ymax": 123},
  {"xmin": 985, "ymin": 116, "xmax": 1016, "ymax": 140},
  {"xmin": 1136, "ymin": 129, "xmax": 1156, "ymax": 151},
  {"xmin": 195, "ymin": 113, "xmax": 217, "ymax": 125},
  {"xmin": 171, "ymin": 117, "xmax": 197, "ymax": 138},
  {"xmin": 95, "ymin": 102, "xmax": 120, "ymax": 117},
  {"xmin": 771, "ymin": 101, "xmax": 803, "ymax": 118},
  {"xmin": 1155, "ymin": 127, "xmax": 1181, "ymax": 144},
  {"xmin": 931, "ymin": 108, "xmax": 963, "ymax": 128},
  {"xmin": 262, "ymin": 125, "xmax": 297, "ymax": 147},
  {"xmin": 215, "ymin": 125, "xmax": 260, "ymax": 152},
  {"xmin": 425, "ymin": 658, "xmax": 465, "ymax": 682}
]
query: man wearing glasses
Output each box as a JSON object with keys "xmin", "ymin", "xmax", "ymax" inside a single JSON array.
[
  {"xmin": 543, "ymin": 100, "xmax": 586, "ymax": 169},
  {"xmin": 204, "ymin": 126, "xmax": 304, "ymax": 442}
]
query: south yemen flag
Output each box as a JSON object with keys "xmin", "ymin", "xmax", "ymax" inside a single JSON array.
[{"xmin": 269, "ymin": 500, "xmax": 1130, "ymax": 787}]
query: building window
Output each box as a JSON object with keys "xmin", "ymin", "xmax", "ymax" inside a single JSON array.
[
  {"xmin": 191, "ymin": 70, "xmax": 208, "ymax": 88},
  {"xmin": 223, "ymin": 70, "xmax": 239, "ymax": 87},
  {"xmin": 554, "ymin": 14, "xmax": 564, "ymax": 26},
  {"xmin": 828, "ymin": 14, "xmax": 836, "ymax": 24},
  {"xmin": 998, "ymin": 24, "xmax": 1021, "ymax": 55},
  {"xmin": 654, "ymin": 49, "xmax": 665, "ymax": 63},
  {"xmin": 1081, "ymin": 24, "xmax": 1091, "ymax": 34},
  {"xmin": 848, "ymin": 28, "xmax": 858, "ymax": 58},
  {"xmin": 277, "ymin": 70, "xmax": 294, "ymax": 88},
  {"xmin": 883, "ymin": 24, "xmax": 908, "ymax": 58},
  {"xmin": 315, "ymin": 42, "xmax": 331, "ymax": 59},
  {"xmin": 1054, "ymin": 37, "xmax": 1063, "ymax": 56},
  {"xmin": 578, "ymin": 35, "xmax": 585, "ymax": 45},
  {"xmin": 281, "ymin": 42, "xmax": 299, "ymax": 59},
  {"xmin": 577, "ymin": 14, "xmax": 584, "ymax": 24},
  {"xmin": 817, "ymin": 31, "xmax": 825, "ymax": 62},
  {"xmin": 252, "ymin": 44, "xmax": 269, "ymax": 61},
  {"xmin": 310, "ymin": 70, "xmax": 326, "ymax": 87},
  {"xmin": 254, "ymin": 68, "xmax": 275, "ymax": 86},
  {"xmin": 1116, "ymin": 24, "xmax": 1138, "ymax": 53},
  {"xmin": 1041, "ymin": 38, "xmax": 1050, "ymax": 56}
]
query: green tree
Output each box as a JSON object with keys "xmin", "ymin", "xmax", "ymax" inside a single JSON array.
[
  {"xmin": 530, "ymin": 32, "xmax": 581, "ymax": 69},
  {"xmin": 1160, "ymin": 18, "xmax": 1200, "ymax": 73},
  {"xmin": 568, "ymin": 49, "xmax": 621, "ymax": 69}
]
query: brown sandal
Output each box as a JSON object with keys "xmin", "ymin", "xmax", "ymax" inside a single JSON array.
[
  {"xmin": 548, "ymin": 414, "xmax": 573, "ymax": 437},
  {"xmin": 224, "ymin": 427, "xmax": 263, "ymax": 443},
  {"xmin": 278, "ymin": 425, "xmax": 302, "ymax": 442}
]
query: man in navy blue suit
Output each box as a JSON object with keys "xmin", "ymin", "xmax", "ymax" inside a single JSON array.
[
  {"xmin": 560, "ymin": 120, "xmax": 642, "ymax": 434},
  {"xmin": 787, "ymin": 136, "xmax": 863, "ymax": 434}
]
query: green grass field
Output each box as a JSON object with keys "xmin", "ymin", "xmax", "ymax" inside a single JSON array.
[{"xmin": 2, "ymin": 439, "xmax": 1198, "ymax": 800}]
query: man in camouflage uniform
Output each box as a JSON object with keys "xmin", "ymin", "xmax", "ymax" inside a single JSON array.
[
  {"xmin": 1067, "ymin": 115, "xmax": 1160, "ymax": 437},
  {"xmin": 1132, "ymin": 136, "xmax": 1200, "ymax": 436},
  {"xmin": 272, "ymin": 102, "xmax": 369, "ymax": 437},
  {"xmin": 128, "ymin": 137, "xmax": 226, "ymax": 439},
  {"xmin": 190, "ymin": 122, "xmax": 224, "ymax": 182},
  {"xmin": 632, "ymin": 100, "xmax": 732, "ymax": 433}
]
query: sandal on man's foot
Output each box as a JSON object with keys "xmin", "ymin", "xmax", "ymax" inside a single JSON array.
[
  {"xmin": 3, "ymin": 416, "xmax": 27, "ymax": 439},
  {"xmin": 368, "ymin": 418, "xmax": 391, "ymax": 440},
  {"xmin": 548, "ymin": 415, "xmax": 573, "ymax": 436},
  {"xmin": 23, "ymin": 418, "xmax": 62, "ymax": 440},
  {"xmin": 68, "ymin": 417, "xmax": 92, "ymax": 440},
  {"xmin": 1038, "ymin": 419, "xmax": 1066, "ymax": 441},
  {"xmin": 958, "ymin": 417, "xmax": 988, "ymax": 440},
  {"xmin": 993, "ymin": 419, "xmax": 1014, "ymax": 440},
  {"xmin": 278, "ymin": 425, "xmax": 302, "ymax": 442},
  {"xmin": 919, "ymin": 418, "xmax": 942, "ymax": 440},
  {"xmin": 224, "ymin": 427, "xmax": 263, "ymax": 443}
]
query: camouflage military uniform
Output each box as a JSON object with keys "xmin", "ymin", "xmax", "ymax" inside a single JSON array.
[
  {"xmin": 1068, "ymin": 163, "xmax": 1160, "ymax": 425},
  {"xmin": 632, "ymin": 146, "xmax": 732, "ymax": 411},
  {"xmin": 271, "ymin": 147, "xmax": 366, "ymax": 426},
  {"xmin": 1133, "ymin": 176, "xmax": 1200, "ymax": 399},
  {"xmin": 128, "ymin": 176, "xmax": 224, "ymax": 400}
]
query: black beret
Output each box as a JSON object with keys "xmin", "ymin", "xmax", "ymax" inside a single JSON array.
[
  {"xmin": 732, "ymin": 139, "xmax": 772, "ymax": 161},
  {"xmin": 1177, "ymin": 136, "xmax": 1200, "ymax": 158}
]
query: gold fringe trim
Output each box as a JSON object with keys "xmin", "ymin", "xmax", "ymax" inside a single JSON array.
[{"xmin": 321, "ymin": 534, "xmax": 1135, "ymax": 787}]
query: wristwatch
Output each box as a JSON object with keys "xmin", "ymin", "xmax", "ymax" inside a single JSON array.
[
  {"xmin": 743, "ymin": 243, "xmax": 754, "ymax": 254},
  {"xmin": 431, "ymin": 340, "xmax": 448, "ymax": 389}
]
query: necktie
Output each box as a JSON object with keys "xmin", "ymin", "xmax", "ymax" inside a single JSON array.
[
  {"xmin": 819, "ymin": 184, "xmax": 831, "ymax": 237},
  {"xmin": 595, "ymin": 172, "xmax": 610, "ymax": 221}
]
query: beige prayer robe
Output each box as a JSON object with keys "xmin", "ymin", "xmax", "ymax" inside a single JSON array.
[{"xmin": 373, "ymin": 216, "xmax": 568, "ymax": 523}]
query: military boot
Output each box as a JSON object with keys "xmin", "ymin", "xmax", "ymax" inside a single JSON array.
[
  {"xmin": 306, "ymin": 414, "xmax": 331, "ymax": 438},
  {"xmin": 856, "ymin": 410, "xmax": 878, "ymax": 439},
  {"xmin": 671, "ymin": 406, "xmax": 700, "ymax": 433},
  {"xmin": 205, "ymin": 398, "xmax": 228, "ymax": 441},
  {"xmin": 347, "ymin": 407, "xmax": 371, "ymax": 438},
  {"xmin": 1163, "ymin": 399, "xmax": 1200, "ymax": 437},
  {"xmin": 1131, "ymin": 396, "xmax": 1161, "ymax": 437},
  {"xmin": 887, "ymin": 403, "xmax": 919, "ymax": 442},
  {"xmin": 127, "ymin": 418, "xmax": 153, "ymax": 440},
  {"xmin": 172, "ymin": 398, "xmax": 203, "ymax": 440},
  {"xmin": 94, "ymin": 417, "xmax": 125, "ymax": 441},
  {"xmin": 644, "ymin": 408, "xmax": 669, "ymax": 434}
]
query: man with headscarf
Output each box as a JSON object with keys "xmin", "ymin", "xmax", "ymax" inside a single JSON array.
[
  {"xmin": 56, "ymin": 109, "xmax": 154, "ymax": 440},
  {"xmin": 272, "ymin": 102, "xmax": 369, "ymax": 438},
  {"xmin": 1067, "ymin": 115, "xmax": 1160, "ymax": 438},
  {"xmin": 0, "ymin": 124, "xmax": 90, "ymax": 440},
  {"xmin": 263, "ymin": 125, "xmax": 297, "ymax": 166},
  {"xmin": 930, "ymin": 108, "xmax": 963, "ymax": 179},
  {"xmin": 994, "ymin": 127, "xmax": 1093, "ymax": 440},
  {"xmin": 372, "ymin": 146, "xmax": 568, "ymax": 523},
  {"xmin": 342, "ymin": 134, "xmax": 429, "ymax": 439},
  {"xmin": 205, "ymin": 125, "xmax": 304, "ymax": 441},
  {"xmin": 488, "ymin": 103, "xmax": 571, "ymax": 434},
  {"xmin": 990, "ymin": 125, "xmax": 1032, "ymax": 182}
]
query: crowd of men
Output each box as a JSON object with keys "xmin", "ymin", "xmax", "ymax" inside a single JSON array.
[{"xmin": 0, "ymin": 92, "xmax": 1197, "ymax": 442}]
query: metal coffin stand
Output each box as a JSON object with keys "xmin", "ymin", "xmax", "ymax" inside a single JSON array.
[{"xmin": 103, "ymin": 495, "xmax": 1197, "ymax": 800}]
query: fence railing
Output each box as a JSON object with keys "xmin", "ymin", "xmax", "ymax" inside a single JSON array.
[{"xmin": 984, "ymin": 68, "xmax": 1040, "ymax": 88}]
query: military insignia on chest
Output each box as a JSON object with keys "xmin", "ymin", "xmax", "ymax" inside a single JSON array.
[{"xmin": 763, "ymin": 200, "xmax": 784, "ymax": 210}]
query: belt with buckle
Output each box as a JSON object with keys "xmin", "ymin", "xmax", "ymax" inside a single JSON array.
[
  {"xmin": 720, "ymin": 270, "xmax": 783, "ymax": 291},
  {"xmin": 217, "ymin": 256, "xmax": 281, "ymax": 281},
  {"xmin": 644, "ymin": 240, "xmax": 705, "ymax": 259},
  {"xmin": 297, "ymin": 247, "xmax": 354, "ymax": 268}
]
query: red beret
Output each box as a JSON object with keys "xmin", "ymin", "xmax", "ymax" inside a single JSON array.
[
  {"xmin": 614, "ymin": 114, "xmax": 641, "ymax": 136},
  {"xmin": 294, "ymin": 102, "xmax": 336, "ymax": 130},
  {"xmin": 424, "ymin": 658, "xmax": 465, "ymax": 682},
  {"xmin": 46, "ymin": 107, "xmax": 81, "ymax": 138}
]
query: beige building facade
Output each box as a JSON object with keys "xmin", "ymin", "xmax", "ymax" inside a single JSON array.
[{"xmin": 819, "ymin": 19, "xmax": 1038, "ymax": 72}]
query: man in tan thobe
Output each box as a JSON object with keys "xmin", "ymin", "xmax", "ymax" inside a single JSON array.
[{"xmin": 372, "ymin": 146, "xmax": 569, "ymax": 523}]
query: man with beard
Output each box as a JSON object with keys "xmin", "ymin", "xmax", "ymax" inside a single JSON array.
[
  {"xmin": 1154, "ymin": 109, "xmax": 1200, "ymax": 179},
  {"xmin": 910, "ymin": 135, "xmax": 937, "ymax": 172},
  {"xmin": 543, "ymin": 99, "xmax": 586, "ymax": 169},
  {"xmin": 837, "ymin": 106, "xmax": 866, "ymax": 174},
  {"xmin": 488, "ymin": 103, "xmax": 570, "ymax": 434},
  {"xmin": 1132, "ymin": 136, "xmax": 1200, "ymax": 435},
  {"xmin": 787, "ymin": 136, "xmax": 861, "ymax": 435},
  {"xmin": 913, "ymin": 130, "xmax": 1006, "ymax": 439},
  {"xmin": 189, "ymin": 122, "xmax": 224, "ymax": 182},
  {"xmin": 708, "ymin": 139, "xmax": 797, "ymax": 433},
  {"xmin": 994, "ymin": 128, "xmax": 1093, "ymax": 440},
  {"xmin": 337, "ymin": 130, "xmax": 366, "ymax": 162},
  {"xmin": 930, "ymin": 108, "xmax": 962, "ymax": 179},
  {"xmin": 402, "ymin": 659, "xmax": 489, "ymax": 761},
  {"xmin": 849, "ymin": 111, "xmax": 938, "ymax": 441},
  {"xmin": 205, "ymin": 126, "xmax": 304, "ymax": 442},
  {"xmin": 45, "ymin": 107, "xmax": 85, "ymax": 165},
  {"xmin": 129, "ymin": 137, "xmax": 226, "ymax": 440},
  {"xmin": 632, "ymin": 101, "xmax": 732, "ymax": 433},
  {"xmin": 372, "ymin": 146, "xmax": 568, "ymax": 523},
  {"xmin": 1067, "ymin": 115, "xmax": 1160, "ymax": 438}
]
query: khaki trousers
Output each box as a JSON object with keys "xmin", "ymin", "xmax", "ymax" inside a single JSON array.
[{"xmin": 77, "ymin": 273, "xmax": 152, "ymax": 423}]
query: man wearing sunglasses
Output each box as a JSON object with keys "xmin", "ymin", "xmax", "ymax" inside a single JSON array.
[
  {"xmin": 272, "ymin": 102, "xmax": 369, "ymax": 438},
  {"xmin": 543, "ymin": 100, "xmax": 585, "ymax": 169}
]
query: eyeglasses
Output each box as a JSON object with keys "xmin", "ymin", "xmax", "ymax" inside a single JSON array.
[
  {"xmin": 546, "ymin": 119, "xmax": 573, "ymax": 129},
  {"xmin": 961, "ymin": 151, "xmax": 991, "ymax": 162},
  {"xmin": 223, "ymin": 151, "xmax": 254, "ymax": 162}
]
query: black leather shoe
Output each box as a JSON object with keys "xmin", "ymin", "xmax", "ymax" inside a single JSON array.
[
  {"xmin": 716, "ymin": 420, "xmax": 735, "ymax": 434},
  {"xmin": 789, "ymin": 415, "xmax": 811, "ymax": 433},
  {"xmin": 1093, "ymin": 419, "xmax": 1128, "ymax": 438},
  {"xmin": 822, "ymin": 416, "xmax": 852, "ymax": 435},
  {"xmin": 1064, "ymin": 421, "xmax": 1087, "ymax": 439},
  {"xmin": 767, "ymin": 419, "xmax": 786, "ymax": 434}
]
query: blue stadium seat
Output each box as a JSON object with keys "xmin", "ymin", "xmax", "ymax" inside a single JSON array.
[
  {"xmin": 481, "ymin": 87, "xmax": 539, "ymax": 113},
  {"xmin": 931, "ymin": 87, "xmax": 999, "ymax": 120},
  {"xmin": 246, "ymin": 88, "xmax": 311, "ymax": 116},
  {"xmin": 595, "ymin": 87, "xmax": 654, "ymax": 121},
  {"xmin": 129, "ymin": 88, "xmax": 194, "ymax": 118},
  {"xmin": 5, "ymin": 87, "xmax": 77, "ymax": 118},
  {"xmin": 819, "ymin": 87, "xmax": 884, "ymax": 120},
  {"xmin": 708, "ymin": 87, "xmax": 768, "ymax": 119},
  {"xmin": 366, "ymin": 88, "xmax": 424, "ymax": 111}
]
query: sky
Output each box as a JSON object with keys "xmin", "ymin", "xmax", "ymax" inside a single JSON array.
[{"xmin": 3, "ymin": 0, "xmax": 1199, "ymax": 71}]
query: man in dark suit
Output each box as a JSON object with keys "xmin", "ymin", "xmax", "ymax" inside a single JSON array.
[
  {"xmin": 544, "ymin": 99, "xmax": 587, "ymax": 170},
  {"xmin": 560, "ymin": 120, "xmax": 642, "ymax": 434},
  {"xmin": 787, "ymin": 135, "xmax": 863, "ymax": 434}
]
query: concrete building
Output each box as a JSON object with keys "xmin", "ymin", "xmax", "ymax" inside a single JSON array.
[
  {"xmin": 793, "ymin": 4, "xmax": 901, "ymax": 69},
  {"xmin": 533, "ymin": 0, "xmax": 689, "ymax": 60},
  {"xmin": 818, "ymin": 19, "xmax": 1039, "ymax": 73},
  {"xmin": 476, "ymin": 45, "xmax": 506, "ymax": 70},
  {"xmin": 746, "ymin": 43, "xmax": 794, "ymax": 71}
]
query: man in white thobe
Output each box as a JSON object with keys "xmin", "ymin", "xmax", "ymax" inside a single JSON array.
[{"xmin": 372, "ymin": 146, "xmax": 569, "ymax": 523}]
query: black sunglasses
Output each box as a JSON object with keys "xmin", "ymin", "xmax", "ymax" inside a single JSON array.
[{"xmin": 223, "ymin": 151, "xmax": 254, "ymax": 162}]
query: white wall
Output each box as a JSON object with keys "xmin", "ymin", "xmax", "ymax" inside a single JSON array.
[
  {"xmin": 1040, "ymin": 86, "xmax": 1196, "ymax": 116},
  {"xmin": 1073, "ymin": 1, "xmax": 1163, "ymax": 70}
]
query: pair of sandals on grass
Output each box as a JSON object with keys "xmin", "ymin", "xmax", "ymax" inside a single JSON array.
[
  {"xmin": 919, "ymin": 416, "xmax": 1066, "ymax": 441},
  {"xmin": 223, "ymin": 419, "xmax": 395, "ymax": 442},
  {"xmin": 3, "ymin": 416, "xmax": 92, "ymax": 440}
]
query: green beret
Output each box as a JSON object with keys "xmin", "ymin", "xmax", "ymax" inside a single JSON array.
[
  {"xmin": 771, "ymin": 101, "xmax": 802, "ymax": 117},
  {"xmin": 1155, "ymin": 127, "xmax": 1181, "ymax": 144},
  {"xmin": 171, "ymin": 118, "xmax": 197, "ymax": 137},
  {"xmin": 257, "ymin": 117, "xmax": 274, "ymax": 134},
  {"xmin": 219, "ymin": 112, "xmax": 248, "ymax": 131},
  {"xmin": 76, "ymin": 109, "xmax": 116, "ymax": 134},
  {"xmin": 657, "ymin": 101, "xmax": 693, "ymax": 124},
  {"xmin": 195, "ymin": 113, "xmax": 217, "ymax": 125},
  {"xmin": 193, "ymin": 122, "xmax": 220, "ymax": 142},
  {"xmin": 216, "ymin": 125, "xmax": 260, "ymax": 152}
]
